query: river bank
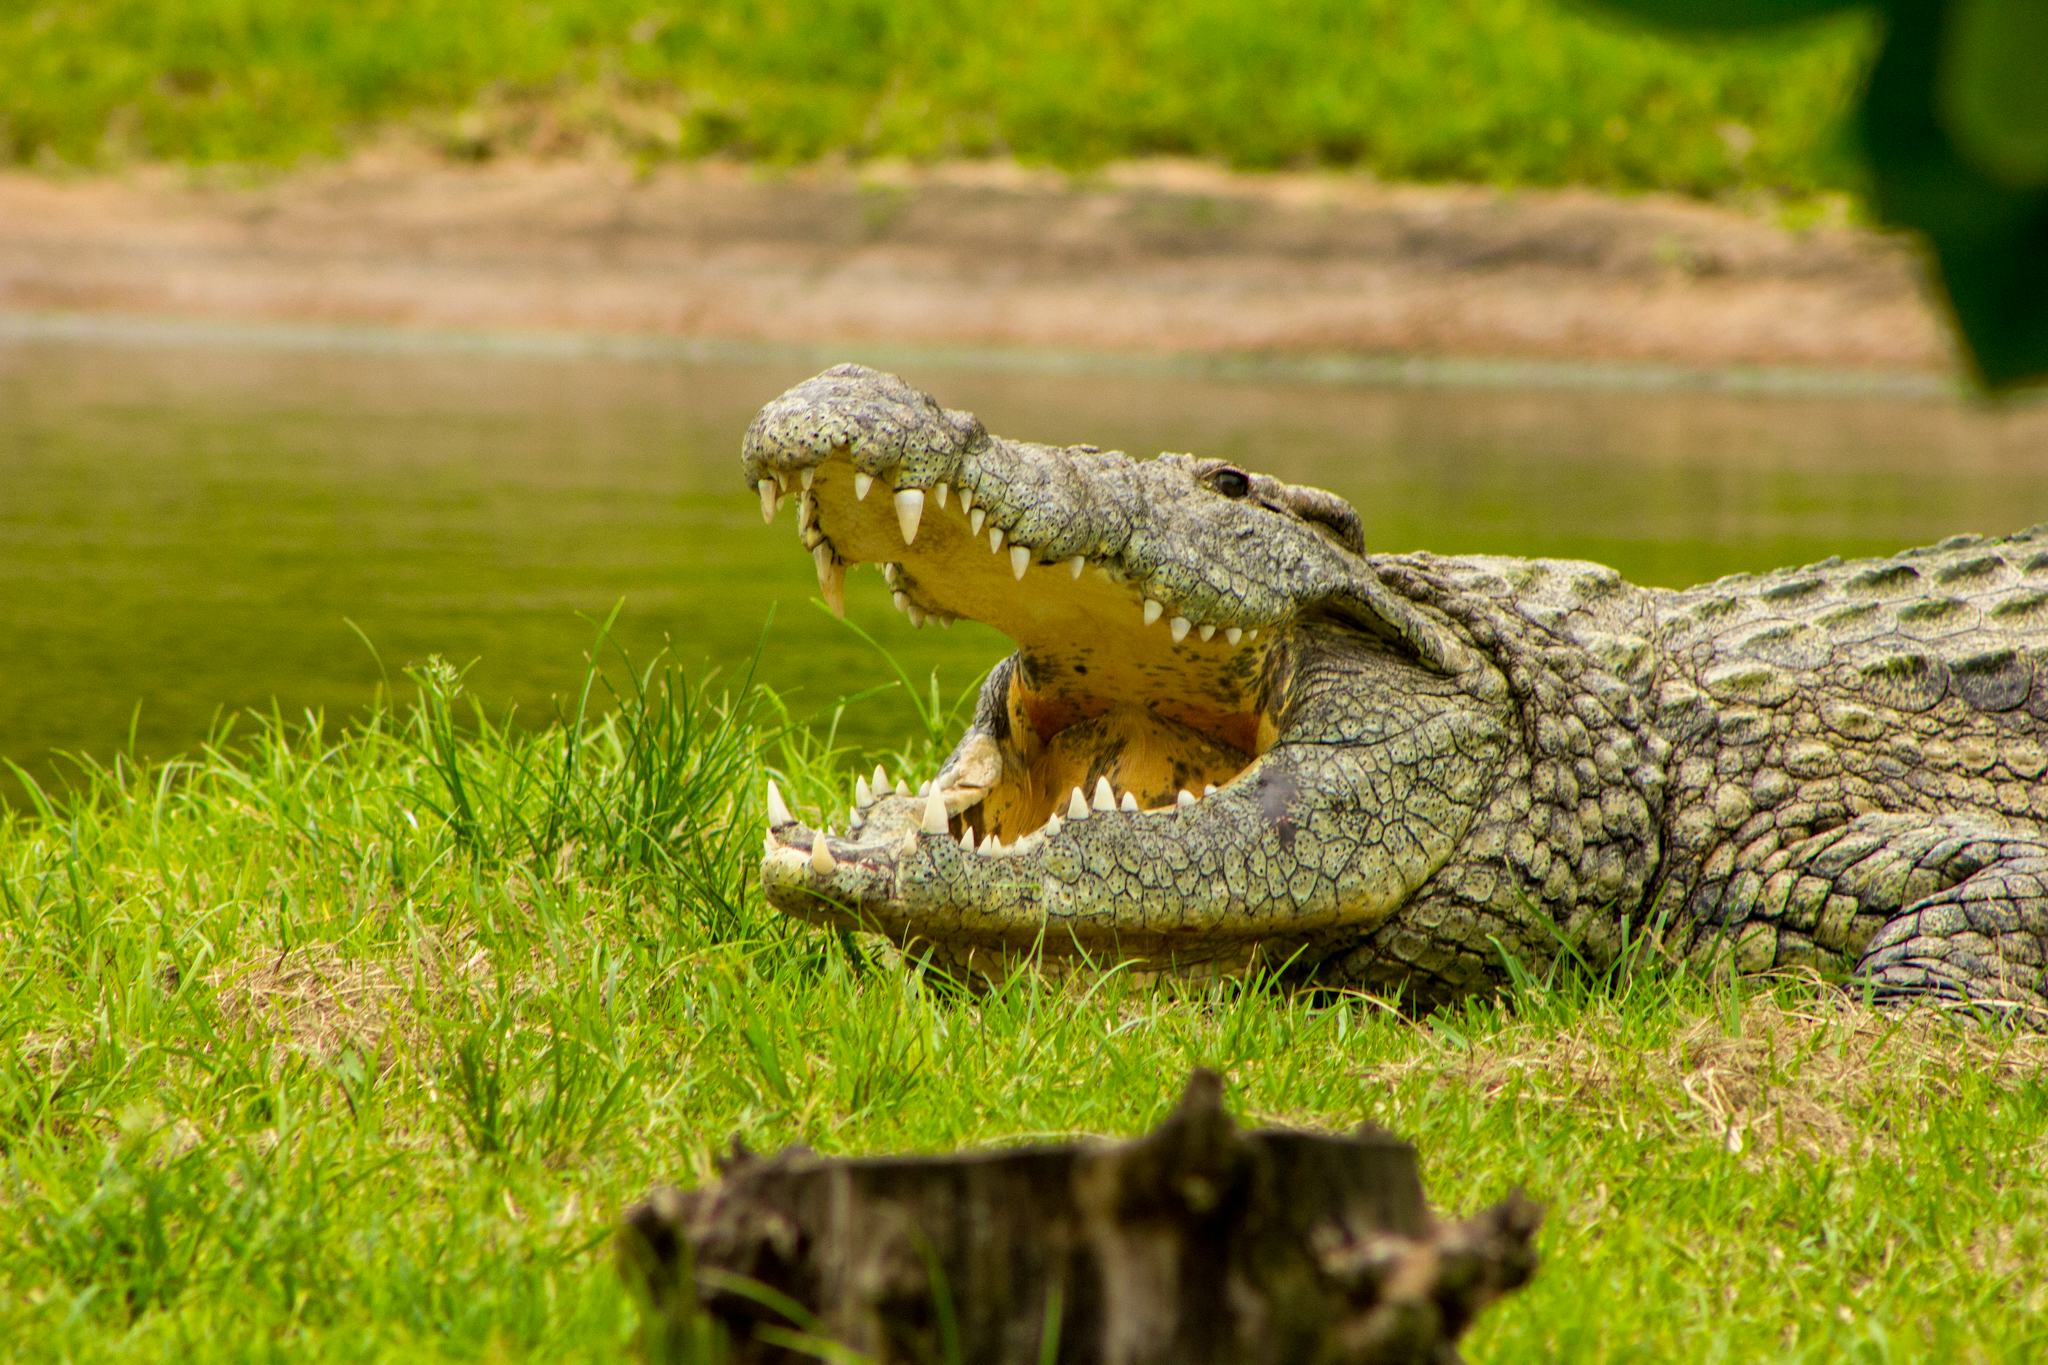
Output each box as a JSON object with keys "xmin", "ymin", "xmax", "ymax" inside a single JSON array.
[{"xmin": 0, "ymin": 156, "xmax": 1953, "ymax": 380}]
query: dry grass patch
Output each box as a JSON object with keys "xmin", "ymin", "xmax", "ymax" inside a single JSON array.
[
  {"xmin": 204, "ymin": 932, "xmax": 493, "ymax": 1068},
  {"xmin": 1374, "ymin": 987, "xmax": 2048, "ymax": 1163}
]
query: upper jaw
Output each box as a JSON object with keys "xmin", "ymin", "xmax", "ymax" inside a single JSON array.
[
  {"xmin": 744, "ymin": 365, "xmax": 1489, "ymax": 698},
  {"xmin": 743, "ymin": 372, "xmax": 1284, "ymax": 656}
]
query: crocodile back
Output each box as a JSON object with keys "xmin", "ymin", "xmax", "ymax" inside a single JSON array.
[{"xmin": 1645, "ymin": 525, "xmax": 2048, "ymax": 945}]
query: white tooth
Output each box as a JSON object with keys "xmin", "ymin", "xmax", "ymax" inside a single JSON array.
[
  {"xmin": 764, "ymin": 831, "xmax": 778, "ymax": 858},
  {"xmin": 1043, "ymin": 813, "xmax": 1063, "ymax": 838},
  {"xmin": 1119, "ymin": 792, "xmax": 1139, "ymax": 813},
  {"xmin": 1066, "ymin": 787, "xmax": 1090, "ymax": 820},
  {"xmin": 1246, "ymin": 628, "xmax": 1260, "ymax": 642},
  {"xmin": 800, "ymin": 468, "xmax": 814, "ymax": 490},
  {"xmin": 1092, "ymin": 777, "xmax": 1115, "ymax": 812},
  {"xmin": 873, "ymin": 766, "xmax": 892, "ymax": 795},
  {"xmin": 907, "ymin": 603, "xmax": 926, "ymax": 627},
  {"xmin": 854, "ymin": 472, "xmax": 875, "ymax": 501},
  {"xmin": 1203, "ymin": 784, "xmax": 1218, "ymax": 797},
  {"xmin": 959, "ymin": 486, "xmax": 975, "ymax": 513},
  {"xmin": 813, "ymin": 544, "xmax": 845, "ymax": 617},
  {"xmin": 758, "ymin": 482, "xmax": 781, "ymax": 523},
  {"xmin": 856, "ymin": 777, "xmax": 874, "ymax": 807},
  {"xmin": 934, "ymin": 481, "xmax": 950, "ymax": 509},
  {"xmin": 1169, "ymin": 616, "xmax": 1191, "ymax": 643},
  {"xmin": 894, "ymin": 488, "xmax": 925, "ymax": 543},
  {"xmin": 766, "ymin": 779, "xmax": 794, "ymax": 826},
  {"xmin": 1010, "ymin": 546, "xmax": 1031, "ymax": 579},
  {"xmin": 921, "ymin": 788, "xmax": 949, "ymax": 835},
  {"xmin": 988, "ymin": 526, "xmax": 1005, "ymax": 553},
  {"xmin": 960, "ymin": 828, "xmax": 976, "ymax": 851},
  {"xmin": 1142, "ymin": 599, "xmax": 1164, "ymax": 626},
  {"xmin": 970, "ymin": 507, "xmax": 987, "ymax": 535},
  {"xmin": 978, "ymin": 835, "xmax": 1004, "ymax": 857},
  {"xmin": 1067, "ymin": 556, "xmax": 1086, "ymax": 579},
  {"xmin": 1177, "ymin": 789, "xmax": 1197, "ymax": 809},
  {"xmin": 900, "ymin": 829, "xmax": 919, "ymax": 857},
  {"xmin": 1198, "ymin": 624, "xmax": 1216, "ymax": 642},
  {"xmin": 1224, "ymin": 627, "xmax": 1243, "ymax": 646},
  {"xmin": 810, "ymin": 832, "xmax": 834, "ymax": 874},
  {"xmin": 892, "ymin": 590, "xmax": 911, "ymax": 614}
]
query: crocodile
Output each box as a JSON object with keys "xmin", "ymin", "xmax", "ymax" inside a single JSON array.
[{"xmin": 743, "ymin": 364, "xmax": 2048, "ymax": 1016}]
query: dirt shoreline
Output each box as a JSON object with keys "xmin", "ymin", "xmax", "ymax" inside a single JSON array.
[{"xmin": 0, "ymin": 156, "xmax": 1957, "ymax": 376}]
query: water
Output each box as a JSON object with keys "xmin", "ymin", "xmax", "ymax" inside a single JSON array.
[{"xmin": 4, "ymin": 337, "xmax": 2047, "ymax": 794}]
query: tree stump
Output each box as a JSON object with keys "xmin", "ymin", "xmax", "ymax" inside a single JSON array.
[{"xmin": 618, "ymin": 1070, "xmax": 1539, "ymax": 1364}]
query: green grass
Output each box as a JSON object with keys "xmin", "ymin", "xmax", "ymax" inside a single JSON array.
[
  {"xmin": 1, "ymin": 0, "xmax": 1873, "ymax": 198},
  {"xmin": 5, "ymin": 641, "xmax": 2046, "ymax": 1362}
]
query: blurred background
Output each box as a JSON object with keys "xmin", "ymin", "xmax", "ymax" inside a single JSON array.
[{"xmin": 3, "ymin": 0, "xmax": 2044, "ymax": 794}]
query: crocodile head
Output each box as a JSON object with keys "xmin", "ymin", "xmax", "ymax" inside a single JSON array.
[{"xmin": 744, "ymin": 365, "xmax": 1515, "ymax": 978}]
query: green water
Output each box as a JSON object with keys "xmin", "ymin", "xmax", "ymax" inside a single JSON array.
[{"xmin": 4, "ymin": 338, "xmax": 2047, "ymax": 791}]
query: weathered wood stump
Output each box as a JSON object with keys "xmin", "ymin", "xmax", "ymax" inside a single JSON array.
[{"xmin": 618, "ymin": 1071, "xmax": 1538, "ymax": 1363}]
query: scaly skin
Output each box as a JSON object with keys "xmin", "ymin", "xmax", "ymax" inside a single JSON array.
[{"xmin": 743, "ymin": 364, "xmax": 2048, "ymax": 1016}]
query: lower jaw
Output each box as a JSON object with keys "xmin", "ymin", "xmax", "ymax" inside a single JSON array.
[
  {"xmin": 763, "ymin": 881, "xmax": 1327, "ymax": 979},
  {"xmin": 883, "ymin": 936, "xmax": 1316, "ymax": 983}
]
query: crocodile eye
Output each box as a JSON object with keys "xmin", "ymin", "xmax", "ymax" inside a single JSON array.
[{"xmin": 1210, "ymin": 467, "xmax": 1251, "ymax": 499}]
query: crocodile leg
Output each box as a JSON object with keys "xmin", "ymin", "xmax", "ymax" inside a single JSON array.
[
  {"xmin": 1681, "ymin": 813, "xmax": 2048, "ymax": 1019},
  {"xmin": 1853, "ymin": 826, "xmax": 2048, "ymax": 1019}
]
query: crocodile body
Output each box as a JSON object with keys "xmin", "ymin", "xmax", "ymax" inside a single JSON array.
[{"xmin": 745, "ymin": 365, "xmax": 2048, "ymax": 1015}]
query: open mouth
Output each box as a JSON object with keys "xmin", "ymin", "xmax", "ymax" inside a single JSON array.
[
  {"xmin": 733, "ymin": 364, "xmax": 1369, "ymax": 959},
  {"xmin": 734, "ymin": 363, "xmax": 1467, "ymax": 974},
  {"xmin": 737, "ymin": 368, "xmax": 1516, "ymax": 976},
  {"xmin": 755, "ymin": 436, "xmax": 1283, "ymax": 857}
]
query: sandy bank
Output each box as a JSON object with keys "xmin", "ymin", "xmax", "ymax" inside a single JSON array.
[{"xmin": 0, "ymin": 157, "xmax": 1954, "ymax": 376}]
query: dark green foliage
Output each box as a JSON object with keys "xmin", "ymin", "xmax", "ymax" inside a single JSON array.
[
  {"xmin": 1859, "ymin": 1, "xmax": 2048, "ymax": 390},
  {"xmin": 1585, "ymin": 0, "xmax": 2048, "ymax": 389}
]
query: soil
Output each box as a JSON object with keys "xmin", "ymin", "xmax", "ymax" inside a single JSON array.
[{"xmin": 0, "ymin": 155, "xmax": 1957, "ymax": 375}]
